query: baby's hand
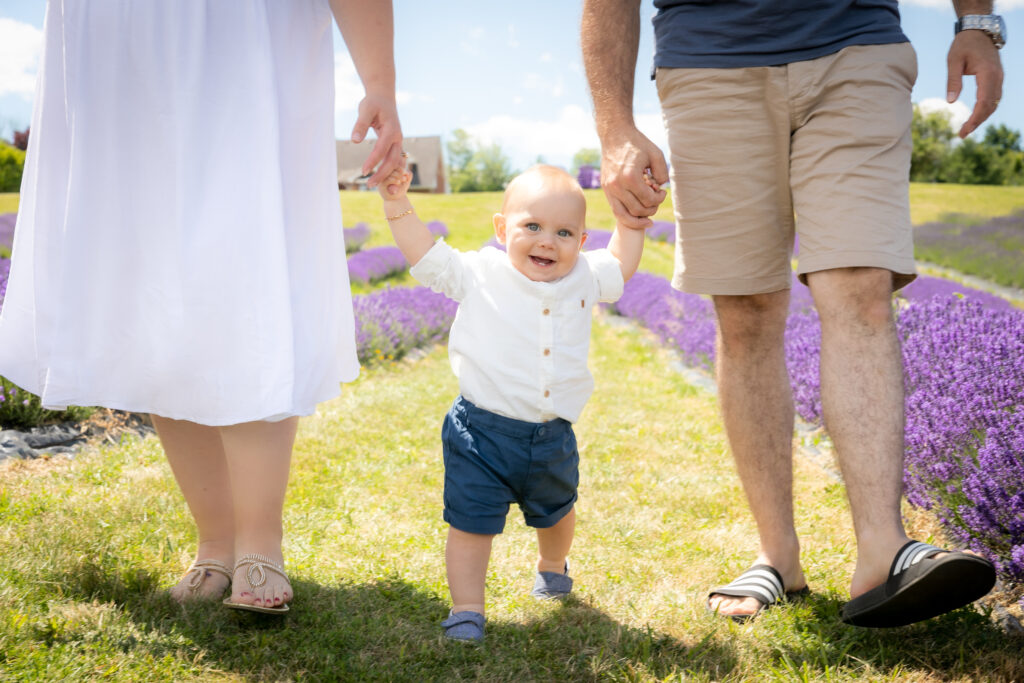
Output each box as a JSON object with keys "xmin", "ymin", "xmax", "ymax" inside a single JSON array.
[{"xmin": 378, "ymin": 169, "xmax": 412, "ymax": 201}]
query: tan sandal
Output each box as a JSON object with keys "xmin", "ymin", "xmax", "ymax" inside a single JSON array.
[
  {"xmin": 223, "ymin": 553, "xmax": 291, "ymax": 614},
  {"xmin": 173, "ymin": 559, "xmax": 232, "ymax": 602}
]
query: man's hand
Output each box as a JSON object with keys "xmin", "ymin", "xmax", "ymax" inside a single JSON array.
[
  {"xmin": 600, "ymin": 127, "xmax": 669, "ymax": 229},
  {"xmin": 352, "ymin": 92, "xmax": 404, "ymax": 187},
  {"xmin": 946, "ymin": 29, "xmax": 1003, "ymax": 138}
]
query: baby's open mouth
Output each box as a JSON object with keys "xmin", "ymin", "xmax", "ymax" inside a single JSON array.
[{"xmin": 530, "ymin": 256, "xmax": 554, "ymax": 266}]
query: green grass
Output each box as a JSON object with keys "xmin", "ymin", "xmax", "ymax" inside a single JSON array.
[
  {"xmin": 2, "ymin": 318, "xmax": 1020, "ymax": 681},
  {"xmin": 2, "ymin": 185, "xmax": 1023, "ymax": 680}
]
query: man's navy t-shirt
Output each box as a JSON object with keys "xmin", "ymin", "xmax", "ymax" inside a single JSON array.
[{"xmin": 653, "ymin": 1, "xmax": 908, "ymax": 69}]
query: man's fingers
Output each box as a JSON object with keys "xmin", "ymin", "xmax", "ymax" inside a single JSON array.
[
  {"xmin": 959, "ymin": 99, "xmax": 999, "ymax": 138},
  {"xmin": 609, "ymin": 196, "xmax": 653, "ymax": 229},
  {"xmin": 647, "ymin": 148, "xmax": 670, "ymax": 187},
  {"xmin": 946, "ymin": 58, "xmax": 964, "ymax": 104}
]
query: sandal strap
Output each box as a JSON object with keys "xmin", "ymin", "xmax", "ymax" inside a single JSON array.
[
  {"xmin": 233, "ymin": 553, "xmax": 288, "ymax": 589},
  {"xmin": 185, "ymin": 559, "xmax": 232, "ymax": 592},
  {"xmin": 891, "ymin": 541, "xmax": 943, "ymax": 577},
  {"xmin": 709, "ymin": 564, "xmax": 785, "ymax": 606}
]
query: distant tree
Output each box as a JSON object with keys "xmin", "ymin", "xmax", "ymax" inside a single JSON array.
[
  {"xmin": 12, "ymin": 127, "xmax": 29, "ymax": 151},
  {"xmin": 910, "ymin": 107, "xmax": 954, "ymax": 182},
  {"xmin": 0, "ymin": 142, "xmax": 26, "ymax": 192},
  {"xmin": 941, "ymin": 138, "xmax": 1004, "ymax": 185},
  {"xmin": 571, "ymin": 148, "xmax": 601, "ymax": 175},
  {"xmin": 446, "ymin": 128, "xmax": 516, "ymax": 192},
  {"xmin": 983, "ymin": 124, "xmax": 1022, "ymax": 154}
]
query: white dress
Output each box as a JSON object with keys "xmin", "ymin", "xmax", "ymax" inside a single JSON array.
[{"xmin": 0, "ymin": 0, "xmax": 360, "ymax": 425}]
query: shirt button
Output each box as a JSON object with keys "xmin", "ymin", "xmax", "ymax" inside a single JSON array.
[
  {"xmin": 543, "ymin": 308, "xmax": 550, "ymax": 315},
  {"xmin": 544, "ymin": 390, "xmax": 550, "ymax": 398},
  {"xmin": 544, "ymin": 348, "xmax": 550, "ymax": 356}
]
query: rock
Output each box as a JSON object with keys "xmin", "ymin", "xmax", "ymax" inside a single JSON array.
[{"xmin": 22, "ymin": 422, "xmax": 85, "ymax": 449}]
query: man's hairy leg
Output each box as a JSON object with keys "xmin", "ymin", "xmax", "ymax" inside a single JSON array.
[
  {"xmin": 807, "ymin": 267, "xmax": 909, "ymax": 598},
  {"xmin": 709, "ymin": 290, "xmax": 806, "ymax": 617}
]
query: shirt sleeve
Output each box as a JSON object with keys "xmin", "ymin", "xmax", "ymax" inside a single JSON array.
[
  {"xmin": 584, "ymin": 249, "xmax": 625, "ymax": 303},
  {"xmin": 408, "ymin": 239, "xmax": 473, "ymax": 302}
]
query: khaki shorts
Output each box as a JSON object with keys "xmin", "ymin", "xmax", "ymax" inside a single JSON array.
[{"xmin": 656, "ymin": 42, "xmax": 918, "ymax": 295}]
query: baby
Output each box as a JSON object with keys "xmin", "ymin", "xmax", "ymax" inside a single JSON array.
[{"xmin": 378, "ymin": 164, "xmax": 644, "ymax": 642}]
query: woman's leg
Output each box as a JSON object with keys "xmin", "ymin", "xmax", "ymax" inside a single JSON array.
[
  {"xmin": 220, "ymin": 417, "xmax": 298, "ymax": 608},
  {"xmin": 152, "ymin": 416, "xmax": 235, "ymax": 601}
]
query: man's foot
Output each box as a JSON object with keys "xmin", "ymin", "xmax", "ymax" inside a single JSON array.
[
  {"xmin": 224, "ymin": 552, "xmax": 292, "ymax": 614},
  {"xmin": 169, "ymin": 557, "xmax": 232, "ymax": 602},
  {"xmin": 707, "ymin": 564, "xmax": 809, "ymax": 622},
  {"xmin": 842, "ymin": 540, "xmax": 996, "ymax": 628}
]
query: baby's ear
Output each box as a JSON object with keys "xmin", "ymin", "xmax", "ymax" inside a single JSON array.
[
  {"xmin": 492, "ymin": 213, "xmax": 507, "ymax": 244},
  {"xmin": 579, "ymin": 231, "xmax": 589, "ymax": 251}
]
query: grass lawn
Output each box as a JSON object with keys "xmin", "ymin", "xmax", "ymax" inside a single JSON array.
[
  {"xmin": 2, "ymin": 184, "xmax": 1023, "ymax": 681},
  {"xmin": 2, "ymin": 318, "xmax": 1020, "ymax": 682}
]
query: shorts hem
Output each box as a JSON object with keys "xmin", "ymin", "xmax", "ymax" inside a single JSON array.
[
  {"xmin": 524, "ymin": 498, "xmax": 577, "ymax": 530},
  {"xmin": 444, "ymin": 509, "xmax": 506, "ymax": 536},
  {"xmin": 672, "ymin": 272, "xmax": 791, "ymax": 296},
  {"xmin": 797, "ymin": 252, "xmax": 916, "ymax": 290}
]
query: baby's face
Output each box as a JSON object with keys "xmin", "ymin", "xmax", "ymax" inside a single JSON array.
[{"xmin": 494, "ymin": 184, "xmax": 587, "ymax": 283}]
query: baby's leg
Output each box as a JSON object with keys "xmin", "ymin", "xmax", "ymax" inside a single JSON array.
[
  {"xmin": 536, "ymin": 507, "xmax": 575, "ymax": 573},
  {"xmin": 446, "ymin": 527, "xmax": 495, "ymax": 615},
  {"xmin": 152, "ymin": 416, "xmax": 234, "ymax": 601},
  {"xmin": 221, "ymin": 417, "xmax": 298, "ymax": 610}
]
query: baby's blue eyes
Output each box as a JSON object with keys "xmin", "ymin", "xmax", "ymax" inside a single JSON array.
[{"xmin": 524, "ymin": 223, "xmax": 573, "ymax": 238}]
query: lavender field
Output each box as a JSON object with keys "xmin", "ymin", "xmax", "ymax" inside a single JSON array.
[
  {"xmin": 613, "ymin": 270, "xmax": 1024, "ymax": 593},
  {"xmin": 914, "ymin": 211, "xmax": 1024, "ymax": 289},
  {"xmin": 0, "ymin": 201, "xmax": 1022, "ymax": 607}
]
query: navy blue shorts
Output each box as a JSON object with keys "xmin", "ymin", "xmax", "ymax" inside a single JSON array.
[{"xmin": 441, "ymin": 396, "xmax": 579, "ymax": 535}]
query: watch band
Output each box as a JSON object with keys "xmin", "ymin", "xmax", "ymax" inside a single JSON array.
[{"xmin": 955, "ymin": 14, "xmax": 1006, "ymax": 49}]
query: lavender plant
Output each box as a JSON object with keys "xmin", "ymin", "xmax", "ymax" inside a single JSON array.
[
  {"xmin": 347, "ymin": 246, "xmax": 409, "ymax": 285},
  {"xmin": 0, "ymin": 213, "xmax": 15, "ymax": 250},
  {"xmin": 915, "ymin": 211, "xmax": 1024, "ymax": 289},
  {"xmin": 584, "ymin": 229, "xmax": 613, "ymax": 251},
  {"xmin": 427, "ymin": 221, "xmax": 449, "ymax": 238},
  {"xmin": 343, "ymin": 223, "xmax": 371, "ymax": 254},
  {"xmin": 613, "ymin": 271, "xmax": 1024, "ymax": 585},
  {"xmin": 353, "ymin": 286, "xmax": 457, "ymax": 364},
  {"xmin": 0, "ymin": 256, "xmax": 10, "ymax": 307},
  {"xmin": 647, "ymin": 220, "xmax": 676, "ymax": 244}
]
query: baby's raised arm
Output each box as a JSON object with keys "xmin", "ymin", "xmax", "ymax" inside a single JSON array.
[
  {"xmin": 607, "ymin": 223, "xmax": 645, "ymax": 282},
  {"xmin": 378, "ymin": 169, "xmax": 436, "ymax": 267}
]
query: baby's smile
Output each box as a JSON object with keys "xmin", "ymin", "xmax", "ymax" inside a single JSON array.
[{"xmin": 529, "ymin": 255, "xmax": 556, "ymax": 267}]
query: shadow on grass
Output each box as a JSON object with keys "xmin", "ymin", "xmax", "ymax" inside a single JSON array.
[
  {"xmin": 767, "ymin": 591, "xmax": 1024, "ymax": 681},
  {"xmin": 56, "ymin": 563, "xmax": 738, "ymax": 681}
]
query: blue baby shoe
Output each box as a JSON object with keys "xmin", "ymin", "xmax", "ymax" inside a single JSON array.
[
  {"xmin": 531, "ymin": 562, "xmax": 573, "ymax": 600},
  {"xmin": 441, "ymin": 610, "xmax": 485, "ymax": 642}
]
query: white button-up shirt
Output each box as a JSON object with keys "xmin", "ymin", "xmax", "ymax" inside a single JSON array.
[{"xmin": 410, "ymin": 241, "xmax": 624, "ymax": 423}]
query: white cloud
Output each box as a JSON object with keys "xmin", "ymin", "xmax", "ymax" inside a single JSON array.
[
  {"xmin": 917, "ymin": 97, "xmax": 971, "ymax": 132},
  {"xmin": 0, "ymin": 18, "xmax": 43, "ymax": 99},
  {"xmin": 540, "ymin": 52, "xmax": 553, "ymax": 63},
  {"xmin": 462, "ymin": 105, "xmax": 670, "ymax": 170},
  {"xmin": 523, "ymin": 72, "xmax": 565, "ymax": 98},
  {"xmin": 507, "ymin": 24, "xmax": 519, "ymax": 49},
  {"xmin": 334, "ymin": 52, "xmax": 363, "ymax": 113}
]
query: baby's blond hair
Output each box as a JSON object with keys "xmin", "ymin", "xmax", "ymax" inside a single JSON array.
[{"xmin": 501, "ymin": 165, "xmax": 586, "ymax": 214}]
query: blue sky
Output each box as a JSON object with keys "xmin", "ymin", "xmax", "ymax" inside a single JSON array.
[{"xmin": 1, "ymin": 1, "xmax": 1021, "ymax": 171}]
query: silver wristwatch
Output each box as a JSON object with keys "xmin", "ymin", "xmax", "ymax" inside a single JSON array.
[{"xmin": 955, "ymin": 14, "xmax": 1006, "ymax": 49}]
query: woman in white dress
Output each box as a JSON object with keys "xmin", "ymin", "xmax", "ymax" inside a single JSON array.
[{"xmin": 0, "ymin": 0, "xmax": 403, "ymax": 613}]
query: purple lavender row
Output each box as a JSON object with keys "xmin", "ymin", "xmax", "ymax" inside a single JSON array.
[
  {"xmin": 0, "ymin": 257, "xmax": 10, "ymax": 305},
  {"xmin": 0, "ymin": 213, "xmax": 15, "ymax": 249},
  {"xmin": 427, "ymin": 221, "xmax": 449, "ymax": 238},
  {"xmin": 614, "ymin": 271, "xmax": 1024, "ymax": 585},
  {"xmin": 347, "ymin": 246, "xmax": 408, "ymax": 285},
  {"xmin": 352, "ymin": 286, "xmax": 457, "ymax": 364},
  {"xmin": 343, "ymin": 222, "xmax": 371, "ymax": 254}
]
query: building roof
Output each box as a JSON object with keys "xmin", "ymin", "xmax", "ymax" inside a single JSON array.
[{"xmin": 336, "ymin": 135, "xmax": 444, "ymax": 191}]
